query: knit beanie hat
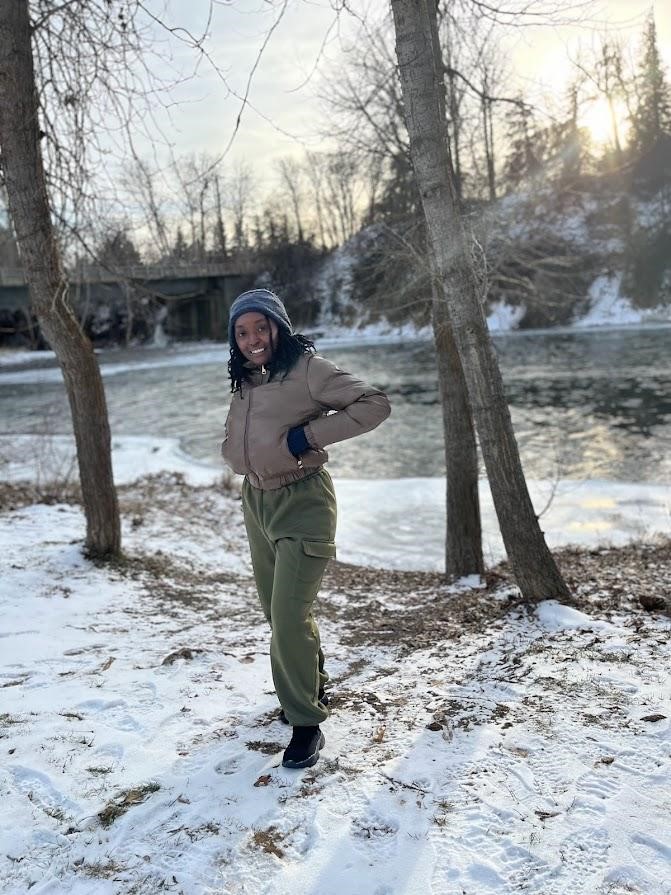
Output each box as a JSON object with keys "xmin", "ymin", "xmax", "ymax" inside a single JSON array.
[{"xmin": 228, "ymin": 289, "xmax": 293, "ymax": 346}]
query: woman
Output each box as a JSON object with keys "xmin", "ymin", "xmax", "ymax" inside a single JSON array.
[{"xmin": 221, "ymin": 288, "xmax": 390, "ymax": 769}]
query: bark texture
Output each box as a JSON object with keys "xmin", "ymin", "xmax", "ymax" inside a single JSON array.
[
  {"xmin": 431, "ymin": 276, "xmax": 484, "ymax": 579},
  {"xmin": 0, "ymin": 1, "xmax": 120, "ymax": 556},
  {"xmin": 391, "ymin": 0, "xmax": 569, "ymax": 600}
]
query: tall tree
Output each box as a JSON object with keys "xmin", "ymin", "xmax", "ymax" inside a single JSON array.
[
  {"xmin": 320, "ymin": 9, "xmax": 483, "ymax": 578},
  {"xmin": 503, "ymin": 99, "xmax": 544, "ymax": 189},
  {"xmin": 391, "ymin": 0, "xmax": 570, "ymax": 600},
  {"xmin": 277, "ymin": 158, "xmax": 306, "ymax": 243},
  {"xmin": 631, "ymin": 12, "xmax": 671, "ymax": 152},
  {"xmin": 0, "ymin": 1, "xmax": 120, "ymax": 556}
]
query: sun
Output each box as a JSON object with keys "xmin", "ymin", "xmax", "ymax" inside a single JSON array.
[{"xmin": 580, "ymin": 96, "xmax": 629, "ymax": 150}]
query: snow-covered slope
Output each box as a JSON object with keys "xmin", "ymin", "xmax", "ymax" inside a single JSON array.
[{"xmin": 310, "ymin": 185, "xmax": 671, "ymax": 334}]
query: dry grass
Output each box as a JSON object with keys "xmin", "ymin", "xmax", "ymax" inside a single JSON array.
[
  {"xmin": 77, "ymin": 859, "xmax": 125, "ymax": 879},
  {"xmin": 251, "ymin": 826, "xmax": 286, "ymax": 858},
  {"xmin": 245, "ymin": 740, "xmax": 284, "ymax": 755},
  {"xmin": 97, "ymin": 782, "xmax": 161, "ymax": 828}
]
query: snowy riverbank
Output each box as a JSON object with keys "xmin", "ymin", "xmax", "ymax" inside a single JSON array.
[
  {"xmin": 1, "ymin": 439, "xmax": 671, "ymax": 894},
  {"xmin": 1, "ymin": 434, "xmax": 670, "ymax": 570}
]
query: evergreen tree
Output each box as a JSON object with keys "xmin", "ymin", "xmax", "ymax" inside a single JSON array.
[
  {"xmin": 550, "ymin": 82, "xmax": 590, "ymax": 183},
  {"xmin": 631, "ymin": 13, "xmax": 671, "ymax": 151},
  {"xmin": 171, "ymin": 227, "xmax": 189, "ymax": 263},
  {"xmin": 97, "ymin": 229, "xmax": 142, "ymax": 269},
  {"xmin": 503, "ymin": 100, "xmax": 545, "ymax": 190},
  {"xmin": 374, "ymin": 149, "xmax": 421, "ymax": 221}
]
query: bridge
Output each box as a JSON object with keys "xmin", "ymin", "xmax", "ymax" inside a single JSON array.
[{"xmin": 0, "ymin": 262, "xmax": 253, "ymax": 342}]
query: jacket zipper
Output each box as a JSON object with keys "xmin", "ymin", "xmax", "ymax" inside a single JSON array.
[
  {"xmin": 243, "ymin": 387, "xmax": 254, "ymax": 475},
  {"xmin": 244, "ymin": 366, "xmax": 303, "ymax": 476}
]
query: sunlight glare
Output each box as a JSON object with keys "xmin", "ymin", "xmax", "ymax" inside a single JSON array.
[{"xmin": 581, "ymin": 96, "xmax": 629, "ymax": 149}]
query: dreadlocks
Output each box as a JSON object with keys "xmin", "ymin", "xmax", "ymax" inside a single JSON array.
[{"xmin": 228, "ymin": 323, "xmax": 316, "ymax": 394}]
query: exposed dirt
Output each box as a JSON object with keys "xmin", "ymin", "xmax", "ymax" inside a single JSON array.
[
  {"xmin": 4, "ymin": 474, "xmax": 670, "ymax": 657},
  {"xmin": 320, "ymin": 538, "xmax": 671, "ymax": 652}
]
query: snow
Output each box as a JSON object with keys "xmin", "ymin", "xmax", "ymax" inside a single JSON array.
[
  {"xmin": 485, "ymin": 300, "xmax": 525, "ymax": 332},
  {"xmin": 2, "ymin": 439, "xmax": 671, "ymax": 893},
  {"xmin": 0, "ymin": 348, "xmax": 56, "ymax": 367},
  {"xmin": 574, "ymin": 273, "xmax": 671, "ymax": 328},
  {"xmin": 0, "ymin": 346, "xmax": 232, "ymax": 386},
  {"xmin": 535, "ymin": 601, "xmax": 616, "ymax": 633},
  {"xmin": 2, "ymin": 435, "xmax": 670, "ymax": 571},
  {"xmin": 1, "ymin": 434, "xmax": 222, "ymax": 488},
  {"xmin": 333, "ymin": 477, "xmax": 670, "ymax": 571}
]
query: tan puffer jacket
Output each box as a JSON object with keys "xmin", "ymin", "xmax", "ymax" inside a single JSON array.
[{"xmin": 221, "ymin": 353, "xmax": 391, "ymax": 490}]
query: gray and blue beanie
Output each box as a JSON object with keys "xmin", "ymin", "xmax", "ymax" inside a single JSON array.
[{"xmin": 228, "ymin": 289, "xmax": 293, "ymax": 346}]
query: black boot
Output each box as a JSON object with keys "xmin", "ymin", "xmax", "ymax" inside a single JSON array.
[
  {"xmin": 278, "ymin": 690, "xmax": 329, "ymax": 725},
  {"xmin": 282, "ymin": 725, "xmax": 325, "ymax": 769}
]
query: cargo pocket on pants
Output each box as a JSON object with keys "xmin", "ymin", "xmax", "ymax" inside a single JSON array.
[
  {"xmin": 294, "ymin": 539, "xmax": 336, "ymax": 592},
  {"xmin": 302, "ymin": 540, "xmax": 337, "ymax": 560}
]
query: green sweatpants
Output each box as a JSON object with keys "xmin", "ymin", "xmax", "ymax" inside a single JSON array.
[{"xmin": 242, "ymin": 469, "xmax": 337, "ymax": 727}]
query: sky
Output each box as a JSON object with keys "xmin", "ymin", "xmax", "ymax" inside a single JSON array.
[{"xmin": 132, "ymin": 0, "xmax": 671, "ymax": 191}]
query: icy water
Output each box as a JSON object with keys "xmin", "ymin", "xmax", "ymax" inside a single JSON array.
[{"xmin": 1, "ymin": 327, "xmax": 670, "ymax": 482}]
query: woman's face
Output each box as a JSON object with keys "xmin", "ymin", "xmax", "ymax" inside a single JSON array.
[{"xmin": 234, "ymin": 312, "xmax": 278, "ymax": 367}]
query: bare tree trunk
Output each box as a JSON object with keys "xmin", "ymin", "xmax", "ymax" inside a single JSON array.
[
  {"xmin": 446, "ymin": 68, "xmax": 462, "ymax": 199},
  {"xmin": 431, "ymin": 274, "xmax": 483, "ymax": 578},
  {"xmin": 483, "ymin": 97, "xmax": 497, "ymax": 201},
  {"xmin": 306, "ymin": 152, "xmax": 328, "ymax": 249},
  {"xmin": 214, "ymin": 175, "xmax": 227, "ymax": 259},
  {"xmin": 124, "ymin": 281, "xmax": 133, "ymax": 346},
  {"xmin": 278, "ymin": 158, "xmax": 305, "ymax": 243},
  {"xmin": 198, "ymin": 177, "xmax": 209, "ymax": 260},
  {"xmin": 0, "ymin": 0, "xmax": 120, "ymax": 557},
  {"xmin": 391, "ymin": 0, "xmax": 569, "ymax": 600}
]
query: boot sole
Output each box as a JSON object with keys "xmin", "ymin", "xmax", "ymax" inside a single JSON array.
[{"xmin": 282, "ymin": 732, "xmax": 325, "ymax": 769}]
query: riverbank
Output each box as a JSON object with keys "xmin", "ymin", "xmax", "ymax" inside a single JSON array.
[
  {"xmin": 1, "ymin": 469, "xmax": 670, "ymax": 894},
  {"xmin": 2, "ymin": 434, "xmax": 670, "ymax": 569}
]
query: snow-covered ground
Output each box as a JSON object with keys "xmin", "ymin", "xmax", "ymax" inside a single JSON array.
[
  {"xmin": 0, "ymin": 348, "xmax": 56, "ymax": 367},
  {"xmin": 2, "ymin": 439, "xmax": 671, "ymax": 895},
  {"xmin": 1, "ymin": 435, "xmax": 670, "ymax": 570}
]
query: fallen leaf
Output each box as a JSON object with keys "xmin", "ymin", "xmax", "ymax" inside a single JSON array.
[
  {"xmin": 162, "ymin": 648, "xmax": 195, "ymax": 666},
  {"xmin": 373, "ymin": 725, "xmax": 386, "ymax": 743},
  {"xmin": 426, "ymin": 721, "xmax": 443, "ymax": 731},
  {"xmin": 254, "ymin": 774, "xmax": 272, "ymax": 787},
  {"xmin": 640, "ymin": 713, "xmax": 666, "ymax": 723}
]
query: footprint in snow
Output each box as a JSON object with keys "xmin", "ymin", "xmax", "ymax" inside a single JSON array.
[
  {"xmin": 466, "ymin": 861, "xmax": 506, "ymax": 891},
  {"xmin": 628, "ymin": 831, "xmax": 671, "ymax": 880},
  {"xmin": 528, "ymin": 825, "xmax": 611, "ymax": 895},
  {"xmin": 350, "ymin": 811, "xmax": 399, "ymax": 845},
  {"xmin": 10, "ymin": 765, "xmax": 82, "ymax": 821},
  {"xmin": 617, "ymin": 748, "xmax": 669, "ymax": 780},
  {"xmin": 574, "ymin": 763, "xmax": 622, "ymax": 806},
  {"xmin": 562, "ymin": 825, "xmax": 611, "ymax": 882}
]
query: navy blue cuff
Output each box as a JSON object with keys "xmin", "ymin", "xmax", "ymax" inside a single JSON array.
[{"xmin": 287, "ymin": 426, "xmax": 310, "ymax": 457}]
